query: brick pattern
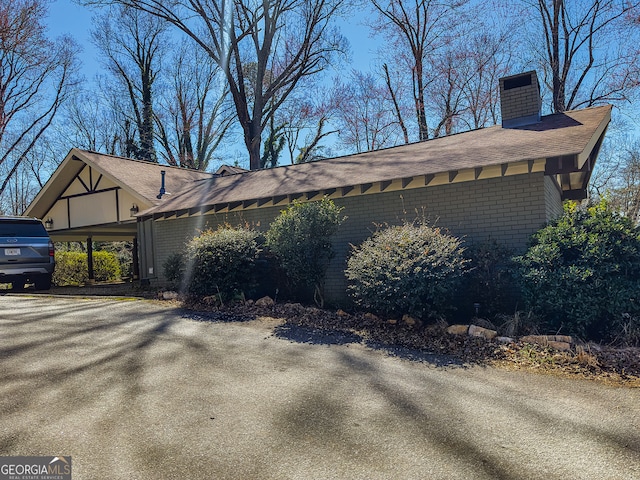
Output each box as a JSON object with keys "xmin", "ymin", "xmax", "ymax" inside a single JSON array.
[
  {"xmin": 153, "ymin": 208, "xmax": 280, "ymax": 274},
  {"xmin": 544, "ymin": 176, "xmax": 564, "ymax": 221},
  {"xmin": 152, "ymin": 173, "xmax": 551, "ymax": 304},
  {"xmin": 499, "ymin": 72, "xmax": 541, "ymax": 126}
]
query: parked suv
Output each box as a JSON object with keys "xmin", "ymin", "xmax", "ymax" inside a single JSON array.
[{"xmin": 0, "ymin": 217, "xmax": 55, "ymax": 290}]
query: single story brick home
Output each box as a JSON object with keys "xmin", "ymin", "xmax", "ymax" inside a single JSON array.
[{"xmin": 26, "ymin": 71, "xmax": 611, "ymax": 304}]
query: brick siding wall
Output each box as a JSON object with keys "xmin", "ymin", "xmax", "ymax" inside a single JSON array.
[
  {"xmin": 544, "ymin": 175, "xmax": 564, "ymax": 221},
  {"xmin": 151, "ymin": 172, "xmax": 550, "ymax": 304}
]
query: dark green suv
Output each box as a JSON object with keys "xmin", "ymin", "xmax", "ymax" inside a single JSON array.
[{"xmin": 0, "ymin": 217, "xmax": 55, "ymax": 290}]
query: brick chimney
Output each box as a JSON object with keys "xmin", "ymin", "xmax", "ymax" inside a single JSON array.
[{"xmin": 499, "ymin": 71, "xmax": 541, "ymax": 128}]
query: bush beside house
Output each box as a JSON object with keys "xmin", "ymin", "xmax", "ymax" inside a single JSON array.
[
  {"xmin": 182, "ymin": 226, "xmax": 261, "ymax": 300},
  {"xmin": 53, "ymin": 251, "xmax": 121, "ymax": 286},
  {"xmin": 265, "ymin": 198, "xmax": 345, "ymax": 307},
  {"xmin": 160, "ymin": 198, "xmax": 640, "ymax": 344},
  {"xmin": 345, "ymin": 222, "xmax": 469, "ymax": 320},
  {"xmin": 514, "ymin": 200, "xmax": 640, "ymax": 341}
]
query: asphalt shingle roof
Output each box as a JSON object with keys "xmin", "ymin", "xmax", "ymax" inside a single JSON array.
[
  {"xmin": 142, "ymin": 105, "xmax": 611, "ymax": 216},
  {"xmin": 76, "ymin": 150, "xmax": 212, "ymax": 205}
]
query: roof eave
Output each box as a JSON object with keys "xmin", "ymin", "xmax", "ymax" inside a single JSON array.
[{"xmin": 140, "ymin": 157, "xmax": 551, "ymax": 219}]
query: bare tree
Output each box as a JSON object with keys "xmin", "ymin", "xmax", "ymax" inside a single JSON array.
[
  {"xmin": 91, "ymin": 5, "xmax": 167, "ymax": 161},
  {"xmin": 61, "ymin": 90, "xmax": 131, "ymax": 156},
  {"xmin": 593, "ymin": 139, "xmax": 640, "ymax": 223},
  {"xmin": 0, "ymin": 135, "xmax": 64, "ymax": 215},
  {"xmin": 263, "ymin": 92, "xmax": 336, "ymax": 164},
  {"xmin": 331, "ymin": 70, "xmax": 403, "ymax": 152},
  {"xmin": 83, "ymin": 0, "xmax": 348, "ymax": 170},
  {"xmin": 369, "ymin": 0, "xmax": 469, "ymax": 141},
  {"xmin": 295, "ymin": 115, "xmax": 336, "ymax": 163},
  {"xmin": 458, "ymin": 31, "xmax": 512, "ymax": 130},
  {"xmin": 155, "ymin": 42, "xmax": 234, "ymax": 170},
  {"xmin": 427, "ymin": 28, "xmax": 513, "ymax": 136},
  {"xmin": 427, "ymin": 50, "xmax": 468, "ymax": 138},
  {"xmin": 527, "ymin": 0, "xmax": 640, "ymax": 113},
  {"xmin": 383, "ymin": 63, "xmax": 409, "ymax": 144},
  {"xmin": 0, "ymin": 159, "xmax": 36, "ymax": 215},
  {"xmin": 0, "ymin": 0, "xmax": 79, "ymax": 197}
]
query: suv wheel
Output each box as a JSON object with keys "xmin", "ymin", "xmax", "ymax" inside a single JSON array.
[{"xmin": 34, "ymin": 275, "xmax": 52, "ymax": 291}]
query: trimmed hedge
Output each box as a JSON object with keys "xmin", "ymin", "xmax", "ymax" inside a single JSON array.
[
  {"xmin": 265, "ymin": 198, "xmax": 345, "ymax": 306},
  {"xmin": 52, "ymin": 251, "xmax": 121, "ymax": 286},
  {"xmin": 346, "ymin": 222, "xmax": 469, "ymax": 319},
  {"xmin": 183, "ymin": 226, "xmax": 260, "ymax": 299}
]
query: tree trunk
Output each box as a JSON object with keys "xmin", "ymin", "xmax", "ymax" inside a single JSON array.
[
  {"xmin": 245, "ymin": 119, "xmax": 262, "ymax": 171},
  {"xmin": 551, "ymin": 0, "xmax": 565, "ymax": 112},
  {"xmin": 414, "ymin": 58, "xmax": 429, "ymax": 141}
]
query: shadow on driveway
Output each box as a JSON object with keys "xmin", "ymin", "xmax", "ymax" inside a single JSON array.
[
  {"xmin": 0, "ymin": 296, "xmax": 639, "ymax": 479},
  {"xmin": 274, "ymin": 322, "xmax": 465, "ymax": 367}
]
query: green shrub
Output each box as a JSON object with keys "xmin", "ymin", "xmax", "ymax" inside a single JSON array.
[
  {"xmin": 53, "ymin": 251, "xmax": 88, "ymax": 286},
  {"xmin": 265, "ymin": 198, "xmax": 345, "ymax": 306},
  {"xmin": 163, "ymin": 252, "xmax": 185, "ymax": 291},
  {"xmin": 92, "ymin": 251, "xmax": 121, "ymax": 282},
  {"xmin": 95, "ymin": 241, "xmax": 132, "ymax": 279},
  {"xmin": 345, "ymin": 222, "xmax": 469, "ymax": 319},
  {"xmin": 185, "ymin": 225, "xmax": 260, "ymax": 299},
  {"xmin": 52, "ymin": 250, "xmax": 120, "ymax": 285},
  {"xmin": 514, "ymin": 200, "xmax": 640, "ymax": 340}
]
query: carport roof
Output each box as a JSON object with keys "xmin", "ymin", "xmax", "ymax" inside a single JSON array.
[
  {"xmin": 141, "ymin": 105, "xmax": 611, "ymax": 218},
  {"xmin": 26, "ymin": 149, "xmax": 212, "ymax": 220}
]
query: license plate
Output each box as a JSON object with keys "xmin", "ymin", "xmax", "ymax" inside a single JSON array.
[{"xmin": 4, "ymin": 248, "xmax": 20, "ymax": 255}]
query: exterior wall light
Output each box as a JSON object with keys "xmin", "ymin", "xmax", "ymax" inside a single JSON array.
[
  {"xmin": 44, "ymin": 218, "xmax": 53, "ymax": 230},
  {"xmin": 130, "ymin": 204, "xmax": 139, "ymax": 217}
]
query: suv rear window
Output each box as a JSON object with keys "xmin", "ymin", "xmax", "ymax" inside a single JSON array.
[{"xmin": 0, "ymin": 220, "xmax": 48, "ymax": 237}]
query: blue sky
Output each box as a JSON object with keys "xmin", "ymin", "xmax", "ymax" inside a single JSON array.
[
  {"xmin": 45, "ymin": 0, "xmax": 377, "ymax": 83},
  {"xmin": 47, "ymin": 0, "xmax": 101, "ymax": 80}
]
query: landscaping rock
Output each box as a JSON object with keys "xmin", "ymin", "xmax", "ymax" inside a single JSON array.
[
  {"xmin": 468, "ymin": 324, "xmax": 498, "ymax": 340},
  {"xmin": 547, "ymin": 341, "xmax": 572, "ymax": 351},
  {"xmin": 364, "ymin": 312, "xmax": 380, "ymax": 322},
  {"xmin": 550, "ymin": 335, "xmax": 573, "ymax": 344},
  {"xmin": 161, "ymin": 291, "xmax": 179, "ymax": 301},
  {"xmin": 402, "ymin": 314, "xmax": 420, "ymax": 327},
  {"xmin": 255, "ymin": 296, "xmax": 275, "ymax": 307},
  {"xmin": 446, "ymin": 324, "xmax": 469, "ymax": 335},
  {"xmin": 471, "ymin": 317, "xmax": 497, "ymax": 330},
  {"xmin": 202, "ymin": 295, "xmax": 220, "ymax": 306},
  {"xmin": 496, "ymin": 336, "xmax": 515, "ymax": 343},
  {"xmin": 336, "ymin": 309, "xmax": 349, "ymax": 317},
  {"xmin": 387, "ymin": 319, "xmax": 398, "ymax": 325}
]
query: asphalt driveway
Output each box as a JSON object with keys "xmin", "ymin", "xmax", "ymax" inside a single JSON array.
[{"xmin": 1, "ymin": 296, "xmax": 638, "ymax": 479}]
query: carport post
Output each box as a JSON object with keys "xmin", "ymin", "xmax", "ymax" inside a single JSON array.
[
  {"xmin": 87, "ymin": 237, "xmax": 95, "ymax": 284},
  {"xmin": 132, "ymin": 236, "xmax": 139, "ymax": 280}
]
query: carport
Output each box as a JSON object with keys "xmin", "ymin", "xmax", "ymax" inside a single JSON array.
[{"xmin": 25, "ymin": 148, "xmax": 212, "ymax": 282}]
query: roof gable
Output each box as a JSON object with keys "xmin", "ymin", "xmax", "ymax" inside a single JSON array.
[{"xmin": 26, "ymin": 149, "xmax": 212, "ymax": 219}]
